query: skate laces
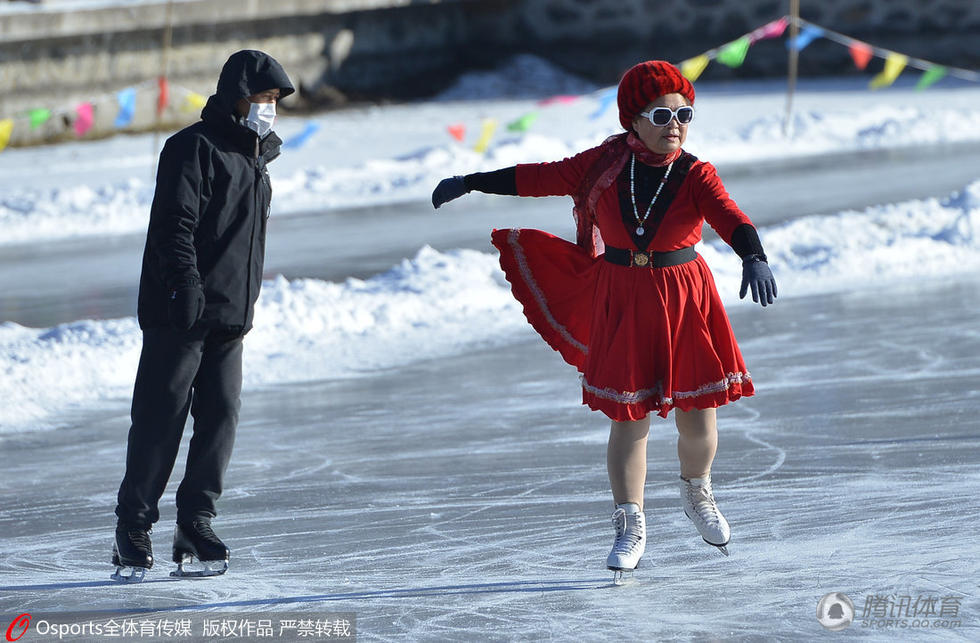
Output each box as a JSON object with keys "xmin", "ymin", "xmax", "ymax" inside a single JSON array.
[
  {"xmin": 610, "ymin": 509, "xmax": 644, "ymax": 554},
  {"xmin": 686, "ymin": 480, "xmax": 722, "ymax": 525},
  {"xmin": 126, "ymin": 528, "xmax": 152, "ymax": 550},
  {"xmin": 190, "ymin": 520, "xmax": 221, "ymax": 545}
]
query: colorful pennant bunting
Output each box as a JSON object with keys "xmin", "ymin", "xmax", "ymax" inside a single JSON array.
[
  {"xmin": 0, "ymin": 118, "xmax": 13, "ymax": 152},
  {"xmin": 537, "ymin": 95, "xmax": 579, "ymax": 107},
  {"xmin": 114, "ymin": 88, "xmax": 136, "ymax": 128},
  {"xmin": 787, "ymin": 25, "xmax": 824, "ymax": 51},
  {"xmin": 849, "ymin": 42, "xmax": 874, "ymax": 70},
  {"xmin": 750, "ymin": 17, "xmax": 789, "ymax": 42},
  {"xmin": 183, "ymin": 92, "xmax": 207, "ymax": 112},
  {"xmin": 74, "ymin": 102, "xmax": 94, "ymax": 137},
  {"xmin": 916, "ymin": 65, "xmax": 947, "ymax": 91},
  {"xmin": 717, "ymin": 37, "xmax": 751, "ymax": 68},
  {"xmin": 157, "ymin": 76, "xmax": 170, "ymax": 117},
  {"xmin": 283, "ymin": 121, "xmax": 321, "ymax": 149},
  {"xmin": 447, "ymin": 124, "xmax": 465, "ymax": 142},
  {"xmin": 473, "ymin": 118, "xmax": 498, "ymax": 154},
  {"xmin": 589, "ymin": 87, "xmax": 618, "ymax": 120},
  {"xmin": 870, "ymin": 52, "xmax": 908, "ymax": 89},
  {"xmin": 28, "ymin": 108, "xmax": 51, "ymax": 130},
  {"xmin": 680, "ymin": 55, "xmax": 710, "ymax": 82},
  {"xmin": 507, "ymin": 112, "xmax": 539, "ymax": 132}
]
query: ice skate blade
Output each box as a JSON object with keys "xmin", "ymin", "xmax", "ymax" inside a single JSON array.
[
  {"xmin": 111, "ymin": 566, "xmax": 147, "ymax": 583},
  {"xmin": 700, "ymin": 537, "xmax": 730, "ymax": 557},
  {"xmin": 609, "ymin": 569, "xmax": 637, "ymax": 586},
  {"xmin": 170, "ymin": 558, "xmax": 228, "ymax": 578}
]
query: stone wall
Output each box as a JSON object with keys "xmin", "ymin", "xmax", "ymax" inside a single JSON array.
[{"xmin": 1, "ymin": 0, "xmax": 978, "ymax": 147}]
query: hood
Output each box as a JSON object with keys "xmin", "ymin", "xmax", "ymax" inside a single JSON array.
[{"xmin": 212, "ymin": 50, "xmax": 294, "ymax": 114}]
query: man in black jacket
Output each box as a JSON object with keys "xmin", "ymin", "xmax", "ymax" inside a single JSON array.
[{"xmin": 111, "ymin": 50, "xmax": 293, "ymax": 581}]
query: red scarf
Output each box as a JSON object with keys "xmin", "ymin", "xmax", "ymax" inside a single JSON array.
[{"xmin": 571, "ymin": 133, "xmax": 682, "ymax": 257}]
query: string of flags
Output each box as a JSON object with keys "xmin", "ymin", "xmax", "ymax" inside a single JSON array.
[
  {"xmin": 446, "ymin": 14, "xmax": 980, "ymax": 152},
  {"xmin": 3, "ymin": 15, "xmax": 978, "ymax": 155},
  {"xmin": 677, "ymin": 15, "xmax": 980, "ymax": 91},
  {"xmin": 0, "ymin": 76, "xmax": 208, "ymax": 152}
]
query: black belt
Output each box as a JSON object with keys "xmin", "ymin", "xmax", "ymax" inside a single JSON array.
[{"xmin": 603, "ymin": 245, "xmax": 696, "ymax": 268}]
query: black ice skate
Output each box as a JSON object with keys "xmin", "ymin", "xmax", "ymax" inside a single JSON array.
[
  {"xmin": 170, "ymin": 519, "xmax": 229, "ymax": 577},
  {"xmin": 111, "ymin": 524, "xmax": 153, "ymax": 583}
]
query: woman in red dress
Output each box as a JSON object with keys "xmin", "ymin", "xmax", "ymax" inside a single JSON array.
[{"xmin": 432, "ymin": 61, "xmax": 776, "ymax": 573}]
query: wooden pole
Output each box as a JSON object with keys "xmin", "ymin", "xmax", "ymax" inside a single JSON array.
[{"xmin": 783, "ymin": 0, "xmax": 800, "ymax": 137}]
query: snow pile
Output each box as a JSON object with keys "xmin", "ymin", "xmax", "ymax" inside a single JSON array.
[
  {"xmin": 4, "ymin": 78, "xmax": 980, "ymax": 246},
  {"xmin": 4, "ymin": 182, "xmax": 980, "ymax": 433},
  {"xmin": 0, "ymin": 247, "xmax": 523, "ymax": 432},
  {"xmin": 435, "ymin": 54, "xmax": 598, "ymax": 101},
  {"xmin": 694, "ymin": 105, "xmax": 980, "ymax": 161},
  {"xmin": 700, "ymin": 180, "xmax": 980, "ymax": 297}
]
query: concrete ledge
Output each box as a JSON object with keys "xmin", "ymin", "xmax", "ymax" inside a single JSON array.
[
  {"xmin": 0, "ymin": 0, "xmax": 447, "ymax": 42},
  {"xmin": 1, "ymin": 0, "xmax": 979, "ymax": 148}
]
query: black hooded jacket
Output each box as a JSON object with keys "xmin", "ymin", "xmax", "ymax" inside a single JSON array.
[{"xmin": 137, "ymin": 50, "xmax": 294, "ymax": 333}]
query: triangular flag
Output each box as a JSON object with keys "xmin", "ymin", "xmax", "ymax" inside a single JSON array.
[
  {"xmin": 74, "ymin": 102, "xmax": 94, "ymax": 137},
  {"xmin": 507, "ymin": 112, "xmax": 539, "ymax": 132},
  {"xmin": 0, "ymin": 118, "xmax": 13, "ymax": 152},
  {"xmin": 680, "ymin": 55, "xmax": 710, "ymax": 82},
  {"xmin": 849, "ymin": 41, "xmax": 873, "ymax": 70},
  {"xmin": 916, "ymin": 65, "xmax": 947, "ymax": 91},
  {"xmin": 717, "ymin": 37, "xmax": 751, "ymax": 68},
  {"xmin": 589, "ymin": 87, "xmax": 617, "ymax": 120},
  {"xmin": 473, "ymin": 118, "xmax": 497, "ymax": 154},
  {"xmin": 870, "ymin": 52, "xmax": 908, "ymax": 89},
  {"xmin": 750, "ymin": 17, "xmax": 788, "ymax": 42},
  {"xmin": 537, "ymin": 95, "xmax": 579, "ymax": 107},
  {"xmin": 114, "ymin": 87, "xmax": 136, "ymax": 128},
  {"xmin": 28, "ymin": 108, "xmax": 51, "ymax": 130},
  {"xmin": 787, "ymin": 25, "xmax": 824, "ymax": 51},
  {"xmin": 183, "ymin": 92, "xmax": 207, "ymax": 112},
  {"xmin": 447, "ymin": 124, "xmax": 465, "ymax": 142},
  {"xmin": 157, "ymin": 76, "xmax": 170, "ymax": 117},
  {"xmin": 283, "ymin": 121, "xmax": 321, "ymax": 149}
]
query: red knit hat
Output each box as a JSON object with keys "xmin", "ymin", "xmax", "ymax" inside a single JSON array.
[{"xmin": 617, "ymin": 61, "xmax": 695, "ymax": 130}]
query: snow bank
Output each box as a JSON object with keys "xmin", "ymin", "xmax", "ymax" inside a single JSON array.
[
  {"xmin": 3, "ymin": 181, "xmax": 979, "ymax": 433},
  {"xmin": 3, "ymin": 72, "xmax": 980, "ymax": 246}
]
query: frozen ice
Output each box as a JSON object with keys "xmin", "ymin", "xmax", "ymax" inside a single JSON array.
[{"xmin": 0, "ymin": 67, "xmax": 978, "ymax": 640}]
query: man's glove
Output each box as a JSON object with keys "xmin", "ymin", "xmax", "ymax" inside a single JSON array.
[
  {"xmin": 739, "ymin": 255, "xmax": 777, "ymax": 307},
  {"xmin": 432, "ymin": 176, "xmax": 468, "ymax": 209},
  {"xmin": 169, "ymin": 285, "xmax": 205, "ymax": 331}
]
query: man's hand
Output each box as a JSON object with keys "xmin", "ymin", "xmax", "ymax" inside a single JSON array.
[{"xmin": 169, "ymin": 286, "xmax": 205, "ymax": 330}]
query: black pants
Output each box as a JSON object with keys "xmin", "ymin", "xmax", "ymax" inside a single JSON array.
[{"xmin": 115, "ymin": 326, "xmax": 243, "ymax": 528}]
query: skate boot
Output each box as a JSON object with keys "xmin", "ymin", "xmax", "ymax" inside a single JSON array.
[
  {"xmin": 111, "ymin": 524, "xmax": 153, "ymax": 583},
  {"xmin": 171, "ymin": 518, "xmax": 229, "ymax": 577},
  {"xmin": 606, "ymin": 503, "xmax": 645, "ymax": 583},
  {"xmin": 680, "ymin": 475, "xmax": 730, "ymax": 556}
]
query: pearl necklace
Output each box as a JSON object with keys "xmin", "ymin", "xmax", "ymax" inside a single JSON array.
[{"xmin": 629, "ymin": 154, "xmax": 673, "ymax": 236}]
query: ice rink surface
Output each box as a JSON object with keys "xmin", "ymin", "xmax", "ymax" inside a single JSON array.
[
  {"xmin": 2, "ymin": 276, "xmax": 978, "ymax": 641},
  {"xmin": 2, "ymin": 72, "xmax": 980, "ymax": 640}
]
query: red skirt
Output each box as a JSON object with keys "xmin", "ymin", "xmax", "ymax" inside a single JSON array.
[{"xmin": 491, "ymin": 228, "xmax": 753, "ymax": 421}]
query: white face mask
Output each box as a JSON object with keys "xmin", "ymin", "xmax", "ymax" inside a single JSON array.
[{"xmin": 245, "ymin": 101, "xmax": 276, "ymax": 138}]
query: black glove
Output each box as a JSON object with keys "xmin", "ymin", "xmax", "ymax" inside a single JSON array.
[
  {"xmin": 168, "ymin": 285, "xmax": 205, "ymax": 331},
  {"xmin": 739, "ymin": 255, "xmax": 777, "ymax": 307},
  {"xmin": 432, "ymin": 176, "xmax": 469, "ymax": 209}
]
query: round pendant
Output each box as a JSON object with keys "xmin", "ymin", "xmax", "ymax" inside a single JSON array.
[{"xmin": 636, "ymin": 226, "xmax": 645, "ymax": 235}]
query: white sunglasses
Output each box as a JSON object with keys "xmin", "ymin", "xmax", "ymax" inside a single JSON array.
[{"xmin": 639, "ymin": 106, "xmax": 695, "ymax": 127}]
